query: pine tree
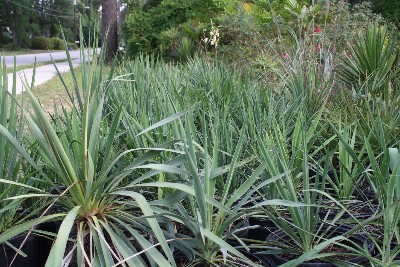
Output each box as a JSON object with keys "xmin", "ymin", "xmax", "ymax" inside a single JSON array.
[
  {"xmin": 2, "ymin": 0, "xmax": 35, "ymax": 48},
  {"xmin": 32, "ymin": 0, "xmax": 74, "ymax": 39},
  {"xmin": 102, "ymin": 0, "xmax": 118, "ymax": 62}
]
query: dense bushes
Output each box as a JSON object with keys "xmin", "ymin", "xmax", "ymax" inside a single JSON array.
[
  {"xmin": 124, "ymin": 0, "xmax": 222, "ymax": 58},
  {"xmin": 372, "ymin": 0, "xmax": 400, "ymax": 26},
  {"xmin": 51, "ymin": 37, "xmax": 65, "ymax": 50},
  {"xmin": 30, "ymin": 36, "xmax": 66, "ymax": 50},
  {"xmin": 30, "ymin": 36, "xmax": 53, "ymax": 50},
  {"xmin": 123, "ymin": 0, "xmax": 396, "ymax": 71}
]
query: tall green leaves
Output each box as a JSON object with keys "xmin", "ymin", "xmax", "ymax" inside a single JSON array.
[
  {"xmin": 0, "ymin": 56, "xmax": 40, "ymax": 236},
  {"xmin": 2, "ymin": 29, "xmax": 183, "ymax": 266},
  {"xmin": 338, "ymin": 23, "xmax": 399, "ymax": 95}
]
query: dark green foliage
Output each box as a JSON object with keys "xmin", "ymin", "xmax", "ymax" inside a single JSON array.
[
  {"xmin": 124, "ymin": 1, "xmax": 190, "ymax": 56},
  {"xmin": 124, "ymin": 0, "xmax": 222, "ymax": 58},
  {"xmin": 31, "ymin": 36, "xmax": 54, "ymax": 50},
  {"xmin": 0, "ymin": 0, "xmax": 36, "ymax": 48},
  {"xmin": 0, "ymin": 0, "xmax": 98, "ymax": 48},
  {"xmin": 33, "ymin": 0, "xmax": 74, "ymax": 39},
  {"xmin": 347, "ymin": 0, "xmax": 400, "ymax": 26},
  {"xmin": 372, "ymin": 0, "xmax": 400, "ymax": 26}
]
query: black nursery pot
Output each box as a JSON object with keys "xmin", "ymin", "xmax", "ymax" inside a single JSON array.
[
  {"xmin": 318, "ymin": 204, "xmax": 375, "ymax": 221},
  {"xmin": 248, "ymin": 217, "xmax": 278, "ymax": 240},
  {"xmin": 266, "ymin": 226, "xmax": 374, "ymax": 267},
  {"xmin": 37, "ymin": 220, "xmax": 62, "ymax": 265},
  {"xmin": 230, "ymin": 217, "xmax": 279, "ymax": 266},
  {"xmin": 373, "ymin": 242, "xmax": 400, "ymax": 261},
  {"xmin": 0, "ymin": 234, "xmax": 40, "ymax": 267},
  {"xmin": 355, "ymin": 189, "xmax": 378, "ymax": 204},
  {"xmin": 227, "ymin": 240, "xmax": 276, "ymax": 267}
]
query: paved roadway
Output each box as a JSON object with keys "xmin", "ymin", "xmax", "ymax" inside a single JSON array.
[
  {"xmin": 8, "ymin": 59, "xmax": 82, "ymax": 95},
  {"xmin": 1, "ymin": 50, "xmax": 88, "ymax": 67},
  {"xmin": 2, "ymin": 49, "xmax": 100, "ymax": 94}
]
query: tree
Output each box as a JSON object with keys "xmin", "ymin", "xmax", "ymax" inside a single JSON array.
[
  {"xmin": 33, "ymin": 0, "xmax": 74, "ymax": 38},
  {"xmin": 101, "ymin": 0, "xmax": 118, "ymax": 62},
  {"xmin": 80, "ymin": 0, "xmax": 102, "ymax": 46},
  {"xmin": 372, "ymin": 0, "xmax": 400, "ymax": 26},
  {"xmin": 1, "ymin": 0, "xmax": 36, "ymax": 48}
]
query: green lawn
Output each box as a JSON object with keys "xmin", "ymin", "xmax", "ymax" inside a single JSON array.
[
  {"xmin": 17, "ymin": 65, "xmax": 109, "ymax": 115},
  {"xmin": 17, "ymin": 67, "xmax": 82, "ymax": 115},
  {"xmin": 6, "ymin": 59, "xmax": 76, "ymax": 74},
  {"xmin": 0, "ymin": 49, "xmax": 62, "ymax": 56}
]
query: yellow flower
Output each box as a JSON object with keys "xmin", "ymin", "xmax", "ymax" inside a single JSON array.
[{"xmin": 243, "ymin": 2, "xmax": 251, "ymax": 13}]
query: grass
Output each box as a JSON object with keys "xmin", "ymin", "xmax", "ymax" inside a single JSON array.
[
  {"xmin": 17, "ymin": 67, "xmax": 83, "ymax": 115},
  {"xmin": 0, "ymin": 49, "xmax": 65, "ymax": 56},
  {"xmin": 6, "ymin": 59, "xmax": 77, "ymax": 74},
  {"xmin": 16, "ymin": 64, "xmax": 110, "ymax": 115}
]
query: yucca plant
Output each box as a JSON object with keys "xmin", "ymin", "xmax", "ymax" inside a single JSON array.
[
  {"xmin": 335, "ymin": 127, "xmax": 400, "ymax": 266},
  {"xmin": 338, "ymin": 23, "xmax": 399, "ymax": 96},
  {"xmin": 175, "ymin": 36, "xmax": 195, "ymax": 61},
  {"xmin": 0, "ymin": 29, "xmax": 193, "ymax": 266},
  {"xmin": 339, "ymin": 82, "xmax": 400, "ymax": 155},
  {"xmin": 327, "ymin": 116, "xmax": 365, "ymax": 200},
  {"xmin": 0, "ymin": 58, "xmax": 62, "ymax": 265},
  {"xmin": 362, "ymin": 143, "xmax": 400, "ymax": 266},
  {"xmin": 120, "ymin": 113, "xmax": 285, "ymax": 266},
  {"xmin": 275, "ymin": 40, "xmax": 332, "ymax": 121},
  {"xmin": 253, "ymin": 104, "xmax": 373, "ymax": 266},
  {"xmin": 109, "ymin": 56, "xmax": 267, "ymax": 168}
]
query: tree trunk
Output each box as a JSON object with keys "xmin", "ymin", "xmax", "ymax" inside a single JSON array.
[
  {"xmin": 11, "ymin": 22, "xmax": 17, "ymax": 46},
  {"xmin": 101, "ymin": 0, "xmax": 118, "ymax": 63}
]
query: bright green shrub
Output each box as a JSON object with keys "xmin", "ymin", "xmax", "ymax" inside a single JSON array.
[
  {"xmin": 68, "ymin": 42, "xmax": 79, "ymax": 50},
  {"xmin": 217, "ymin": 2, "xmax": 270, "ymax": 71},
  {"xmin": 158, "ymin": 27, "xmax": 181, "ymax": 56},
  {"xmin": 52, "ymin": 37, "xmax": 65, "ymax": 50},
  {"xmin": 175, "ymin": 36, "xmax": 195, "ymax": 61},
  {"xmin": 30, "ymin": 36, "xmax": 54, "ymax": 50}
]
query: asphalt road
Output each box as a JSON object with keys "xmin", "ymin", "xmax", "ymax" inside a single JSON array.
[
  {"xmin": 1, "ymin": 49, "xmax": 96, "ymax": 67},
  {"xmin": 4, "ymin": 49, "xmax": 100, "ymax": 94},
  {"xmin": 8, "ymin": 58, "xmax": 82, "ymax": 95}
]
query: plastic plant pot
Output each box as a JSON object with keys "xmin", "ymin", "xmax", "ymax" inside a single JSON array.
[
  {"xmin": 266, "ymin": 225, "xmax": 374, "ymax": 266},
  {"xmin": 0, "ymin": 233, "xmax": 40, "ymax": 267}
]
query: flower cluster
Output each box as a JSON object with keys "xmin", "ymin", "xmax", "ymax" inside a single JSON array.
[{"xmin": 202, "ymin": 20, "xmax": 220, "ymax": 49}]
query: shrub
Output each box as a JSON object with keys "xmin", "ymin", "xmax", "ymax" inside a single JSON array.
[
  {"xmin": 51, "ymin": 37, "xmax": 65, "ymax": 50},
  {"xmin": 158, "ymin": 27, "xmax": 181, "ymax": 56},
  {"xmin": 67, "ymin": 42, "xmax": 79, "ymax": 50},
  {"xmin": 124, "ymin": 0, "xmax": 222, "ymax": 58},
  {"xmin": 217, "ymin": 2, "xmax": 269, "ymax": 72},
  {"xmin": 175, "ymin": 36, "xmax": 195, "ymax": 61},
  {"xmin": 30, "ymin": 36, "xmax": 54, "ymax": 50},
  {"xmin": 124, "ymin": 1, "xmax": 190, "ymax": 56},
  {"xmin": 323, "ymin": 1, "xmax": 387, "ymax": 53}
]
